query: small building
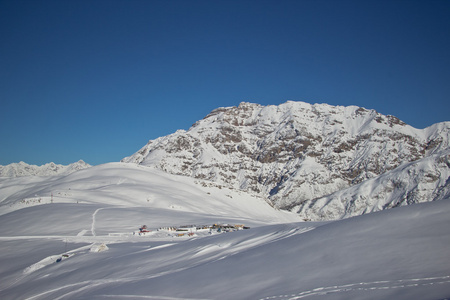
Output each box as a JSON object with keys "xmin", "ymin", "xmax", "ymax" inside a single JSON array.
[{"xmin": 139, "ymin": 225, "xmax": 150, "ymax": 233}]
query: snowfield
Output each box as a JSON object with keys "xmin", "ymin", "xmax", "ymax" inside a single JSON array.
[{"xmin": 0, "ymin": 163, "xmax": 449, "ymax": 299}]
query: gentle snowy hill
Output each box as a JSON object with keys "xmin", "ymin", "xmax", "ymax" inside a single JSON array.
[
  {"xmin": 0, "ymin": 160, "xmax": 91, "ymax": 177},
  {"xmin": 1, "ymin": 158, "xmax": 449, "ymax": 299},
  {"xmin": 1, "ymin": 100, "xmax": 450, "ymax": 299},
  {"xmin": 123, "ymin": 101, "xmax": 450, "ymax": 219},
  {"xmin": 0, "ymin": 186, "xmax": 449, "ymax": 299},
  {"xmin": 0, "ymin": 162, "xmax": 299, "ymax": 222}
]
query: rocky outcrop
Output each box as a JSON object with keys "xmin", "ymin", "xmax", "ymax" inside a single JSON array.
[{"xmin": 123, "ymin": 101, "xmax": 450, "ymax": 218}]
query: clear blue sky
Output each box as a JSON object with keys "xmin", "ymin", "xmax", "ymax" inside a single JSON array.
[{"xmin": 1, "ymin": 0, "xmax": 449, "ymax": 166}]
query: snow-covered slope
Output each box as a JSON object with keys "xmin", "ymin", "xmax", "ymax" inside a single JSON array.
[
  {"xmin": 0, "ymin": 160, "xmax": 91, "ymax": 177},
  {"xmin": 122, "ymin": 101, "xmax": 450, "ymax": 218},
  {"xmin": 0, "ymin": 162, "xmax": 299, "ymax": 222},
  {"xmin": 1, "ymin": 158, "xmax": 449, "ymax": 299},
  {"xmin": 1, "ymin": 191, "xmax": 449, "ymax": 299},
  {"xmin": 2, "ymin": 100, "xmax": 449, "ymax": 299},
  {"xmin": 296, "ymin": 148, "xmax": 450, "ymax": 220}
]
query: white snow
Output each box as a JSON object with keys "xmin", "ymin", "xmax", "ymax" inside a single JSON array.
[
  {"xmin": 121, "ymin": 101, "xmax": 450, "ymax": 218},
  {"xmin": 296, "ymin": 148, "xmax": 450, "ymax": 220},
  {"xmin": 0, "ymin": 160, "xmax": 91, "ymax": 177},
  {"xmin": 0, "ymin": 162, "xmax": 449, "ymax": 299}
]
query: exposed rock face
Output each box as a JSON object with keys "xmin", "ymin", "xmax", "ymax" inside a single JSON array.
[
  {"xmin": 295, "ymin": 148, "xmax": 450, "ymax": 220},
  {"xmin": 123, "ymin": 101, "xmax": 450, "ymax": 219}
]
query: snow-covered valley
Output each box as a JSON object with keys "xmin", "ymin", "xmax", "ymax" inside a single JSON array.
[{"xmin": 1, "ymin": 162, "xmax": 450, "ymax": 299}]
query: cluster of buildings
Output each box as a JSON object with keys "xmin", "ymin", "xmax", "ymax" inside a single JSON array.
[{"xmin": 136, "ymin": 223, "xmax": 250, "ymax": 237}]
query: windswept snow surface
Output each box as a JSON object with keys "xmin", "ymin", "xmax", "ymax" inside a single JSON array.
[
  {"xmin": 0, "ymin": 163, "xmax": 297, "ymax": 222},
  {"xmin": 295, "ymin": 148, "xmax": 450, "ymax": 220},
  {"xmin": 0, "ymin": 163, "xmax": 449, "ymax": 299}
]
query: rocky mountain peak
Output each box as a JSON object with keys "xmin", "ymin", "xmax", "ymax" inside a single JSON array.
[{"xmin": 123, "ymin": 101, "xmax": 450, "ymax": 219}]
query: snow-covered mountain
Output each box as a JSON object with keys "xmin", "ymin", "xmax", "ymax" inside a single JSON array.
[
  {"xmin": 1, "ymin": 101, "xmax": 450, "ymax": 299},
  {"xmin": 0, "ymin": 160, "xmax": 91, "ymax": 177},
  {"xmin": 0, "ymin": 162, "xmax": 298, "ymax": 221},
  {"xmin": 1, "ymin": 163, "xmax": 449, "ymax": 299},
  {"xmin": 296, "ymin": 148, "xmax": 450, "ymax": 220},
  {"xmin": 123, "ymin": 101, "xmax": 450, "ymax": 219}
]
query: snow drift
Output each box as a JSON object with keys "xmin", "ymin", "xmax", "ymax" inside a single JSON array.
[
  {"xmin": 0, "ymin": 195, "xmax": 449, "ymax": 299},
  {"xmin": 0, "ymin": 162, "xmax": 449, "ymax": 299}
]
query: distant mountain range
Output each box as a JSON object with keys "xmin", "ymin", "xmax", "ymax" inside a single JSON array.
[
  {"xmin": 122, "ymin": 101, "xmax": 450, "ymax": 220},
  {"xmin": 0, "ymin": 160, "xmax": 91, "ymax": 177}
]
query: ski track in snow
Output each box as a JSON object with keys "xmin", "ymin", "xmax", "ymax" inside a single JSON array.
[
  {"xmin": 90, "ymin": 208, "xmax": 100, "ymax": 236},
  {"xmin": 91, "ymin": 207, "xmax": 104, "ymax": 237},
  {"xmin": 1, "ymin": 208, "xmax": 105, "ymax": 294},
  {"xmin": 0, "ymin": 244, "xmax": 91, "ymax": 295},
  {"xmin": 24, "ymin": 266, "xmax": 207, "ymax": 300},
  {"xmin": 22, "ymin": 226, "xmax": 316, "ymax": 300},
  {"xmin": 77, "ymin": 229, "xmax": 88, "ymax": 236},
  {"xmin": 97, "ymin": 296, "xmax": 209, "ymax": 299},
  {"xmin": 259, "ymin": 275, "xmax": 450, "ymax": 299}
]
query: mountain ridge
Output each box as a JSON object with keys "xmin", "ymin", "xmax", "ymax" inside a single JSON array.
[
  {"xmin": 0, "ymin": 160, "xmax": 91, "ymax": 178},
  {"xmin": 296, "ymin": 148, "xmax": 450, "ymax": 220},
  {"xmin": 2, "ymin": 101, "xmax": 448, "ymax": 220},
  {"xmin": 122, "ymin": 101, "xmax": 450, "ymax": 220}
]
